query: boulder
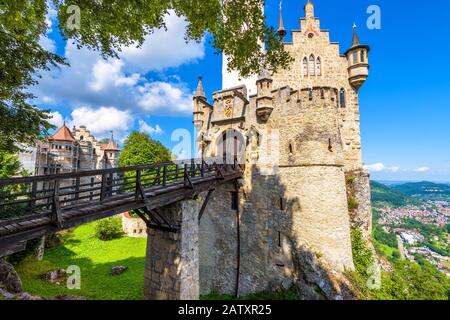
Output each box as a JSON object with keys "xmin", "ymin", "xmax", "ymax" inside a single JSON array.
[
  {"xmin": 0, "ymin": 260, "xmax": 23, "ymax": 293},
  {"xmin": 111, "ymin": 265, "xmax": 128, "ymax": 275},
  {"xmin": 43, "ymin": 269, "xmax": 67, "ymax": 285}
]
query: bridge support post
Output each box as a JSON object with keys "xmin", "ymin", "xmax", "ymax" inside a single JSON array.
[{"xmin": 144, "ymin": 200, "xmax": 200, "ymax": 300}]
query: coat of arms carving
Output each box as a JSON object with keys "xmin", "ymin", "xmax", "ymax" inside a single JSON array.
[{"xmin": 224, "ymin": 98, "xmax": 233, "ymax": 118}]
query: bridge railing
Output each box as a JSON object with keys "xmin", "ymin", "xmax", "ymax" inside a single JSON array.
[{"xmin": 0, "ymin": 158, "xmax": 244, "ymax": 224}]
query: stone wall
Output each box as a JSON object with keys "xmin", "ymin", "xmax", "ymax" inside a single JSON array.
[
  {"xmin": 122, "ymin": 213, "xmax": 147, "ymax": 238},
  {"xmin": 144, "ymin": 200, "xmax": 200, "ymax": 300}
]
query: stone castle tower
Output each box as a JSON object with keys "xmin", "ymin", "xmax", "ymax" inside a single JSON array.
[{"xmin": 193, "ymin": 1, "xmax": 372, "ymax": 296}]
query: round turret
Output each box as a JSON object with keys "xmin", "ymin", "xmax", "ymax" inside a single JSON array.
[{"xmin": 345, "ymin": 24, "xmax": 370, "ymax": 91}]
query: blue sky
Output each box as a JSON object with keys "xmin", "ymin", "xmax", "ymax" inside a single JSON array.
[{"xmin": 33, "ymin": 0, "xmax": 450, "ymax": 182}]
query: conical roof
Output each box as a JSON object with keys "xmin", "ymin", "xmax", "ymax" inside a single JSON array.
[
  {"xmin": 51, "ymin": 122, "xmax": 75, "ymax": 142},
  {"xmin": 277, "ymin": 0, "xmax": 287, "ymax": 38},
  {"xmin": 194, "ymin": 75, "xmax": 206, "ymax": 100},
  {"xmin": 351, "ymin": 23, "xmax": 361, "ymax": 47}
]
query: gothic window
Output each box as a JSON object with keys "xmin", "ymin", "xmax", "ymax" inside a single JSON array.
[
  {"xmin": 316, "ymin": 57, "xmax": 322, "ymax": 75},
  {"xmin": 303, "ymin": 57, "xmax": 308, "ymax": 75},
  {"xmin": 353, "ymin": 51, "xmax": 358, "ymax": 64},
  {"xmin": 309, "ymin": 55, "xmax": 315, "ymax": 76},
  {"xmin": 339, "ymin": 88, "xmax": 346, "ymax": 108}
]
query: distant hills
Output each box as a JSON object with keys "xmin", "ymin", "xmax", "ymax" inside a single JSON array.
[
  {"xmin": 391, "ymin": 181, "xmax": 450, "ymax": 197},
  {"xmin": 370, "ymin": 181, "xmax": 450, "ymax": 207},
  {"xmin": 370, "ymin": 181, "xmax": 410, "ymax": 207}
]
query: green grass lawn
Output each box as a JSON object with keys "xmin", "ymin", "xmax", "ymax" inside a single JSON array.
[
  {"xmin": 15, "ymin": 222, "xmax": 147, "ymax": 300},
  {"xmin": 373, "ymin": 239, "xmax": 399, "ymax": 259}
]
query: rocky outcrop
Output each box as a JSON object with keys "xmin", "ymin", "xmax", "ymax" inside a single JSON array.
[
  {"xmin": 0, "ymin": 259, "xmax": 23, "ymax": 293},
  {"xmin": 293, "ymin": 245, "xmax": 357, "ymax": 300}
]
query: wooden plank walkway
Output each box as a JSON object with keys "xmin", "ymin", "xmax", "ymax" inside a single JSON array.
[{"xmin": 0, "ymin": 158, "xmax": 243, "ymax": 256}]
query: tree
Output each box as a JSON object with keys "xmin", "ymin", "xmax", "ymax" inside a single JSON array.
[
  {"xmin": 118, "ymin": 132, "xmax": 172, "ymax": 167},
  {"xmin": 0, "ymin": 1, "xmax": 66, "ymax": 153},
  {"xmin": 1, "ymin": 0, "xmax": 292, "ymax": 153},
  {"xmin": 0, "ymin": 151, "xmax": 25, "ymax": 179}
]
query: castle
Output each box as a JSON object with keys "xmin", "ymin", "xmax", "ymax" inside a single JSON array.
[
  {"xmin": 22, "ymin": 123, "xmax": 120, "ymax": 193},
  {"xmin": 34, "ymin": 123, "xmax": 119, "ymax": 176},
  {"xmin": 193, "ymin": 1, "xmax": 373, "ymax": 295}
]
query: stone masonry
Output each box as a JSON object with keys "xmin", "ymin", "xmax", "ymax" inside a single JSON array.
[
  {"xmin": 194, "ymin": 2, "xmax": 372, "ymax": 296},
  {"xmin": 144, "ymin": 200, "xmax": 200, "ymax": 300}
]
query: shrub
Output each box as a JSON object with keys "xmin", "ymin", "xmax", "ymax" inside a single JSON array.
[
  {"xmin": 348, "ymin": 195, "xmax": 359, "ymax": 211},
  {"xmin": 95, "ymin": 217, "xmax": 123, "ymax": 241},
  {"xmin": 350, "ymin": 228, "xmax": 374, "ymax": 278}
]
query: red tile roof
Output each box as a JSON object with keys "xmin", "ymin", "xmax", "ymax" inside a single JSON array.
[
  {"xmin": 102, "ymin": 139, "xmax": 119, "ymax": 151},
  {"xmin": 50, "ymin": 123, "xmax": 75, "ymax": 142}
]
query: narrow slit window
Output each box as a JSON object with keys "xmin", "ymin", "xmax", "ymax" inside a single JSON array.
[
  {"xmin": 231, "ymin": 192, "xmax": 238, "ymax": 210},
  {"xmin": 360, "ymin": 50, "xmax": 365, "ymax": 62},
  {"xmin": 339, "ymin": 89, "xmax": 346, "ymax": 108},
  {"xmin": 316, "ymin": 57, "xmax": 321, "ymax": 75},
  {"xmin": 353, "ymin": 51, "xmax": 358, "ymax": 64},
  {"xmin": 280, "ymin": 198, "xmax": 286, "ymax": 211}
]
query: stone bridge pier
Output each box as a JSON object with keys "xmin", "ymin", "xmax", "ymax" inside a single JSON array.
[{"xmin": 144, "ymin": 200, "xmax": 200, "ymax": 300}]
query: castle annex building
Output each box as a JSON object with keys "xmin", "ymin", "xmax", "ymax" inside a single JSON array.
[
  {"xmin": 34, "ymin": 123, "xmax": 119, "ymax": 176},
  {"xmin": 193, "ymin": 1, "xmax": 373, "ymax": 295}
]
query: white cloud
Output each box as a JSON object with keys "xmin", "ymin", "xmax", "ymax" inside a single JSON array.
[
  {"xmin": 120, "ymin": 11, "xmax": 204, "ymax": 73},
  {"xmin": 39, "ymin": 36, "xmax": 56, "ymax": 53},
  {"xmin": 364, "ymin": 163, "xmax": 400, "ymax": 173},
  {"xmin": 88, "ymin": 60, "xmax": 140, "ymax": 92},
  {"xmin": 137, "ymin": 81, "xmax": 193, "ymax": 116},
  {"xmin": 414, "ymin": 166, "xmax": 431, "ymax": 172},
  {"xmin": 32, "ymin": 11, "xmax": 201, "ymax": 118},
  {"xmin": 42, "ymin": 96, "xmax": 55, "ymax": 104},
  {"xmin": 48, "ymin": 111, "xmax": 64, "ymax": 128},
  {"xmin": 138, "ymin": 120, "xmax": 163, "ymax": 135},
  {"xmin": 69, "ymin": 106, "xmax": 133, "ymax": 137},
  {"xmin": 38, "ymin": 3, "xmax": 57, "ymax": 53}
]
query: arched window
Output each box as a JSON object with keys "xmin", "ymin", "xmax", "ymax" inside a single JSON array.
[
  {"xmin": 339, "ymin": 88, "xmax": 346, "ymax": 108},
  {"xmin": 360, "ymin": 50, "xmax": 365, "ymax": 63},
  {"xmin": 309, "ymin": 55, "xmax": 315, "ymax": 76},
  {"xmin": 80, "ymin": 135, "xmax": 84, "ymax": 141},
  {"xmin": 316, "ymin": 57, "xmax": 322, "ymax": 76},
  {"xmin": 303, "ymin": 57, "xmax": 308, "ymax": 75}
]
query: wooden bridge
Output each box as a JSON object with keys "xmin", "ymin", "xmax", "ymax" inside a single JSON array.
[{"xmin": 0, "ymin": 158, "xmax": 244, "ymax": 257}]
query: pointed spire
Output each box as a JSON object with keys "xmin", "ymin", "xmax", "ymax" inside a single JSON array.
[
  {"xmin": 104, "ymin": 131, "xmax": 119, "ymax": 151},
  {"xmin": 277, "ymin": 0, "xmax": 287, "ymax": 39},
  {"xmin": 194, "ymin": 74, "xmax": 206, "ymax": 100},
  {"xmin": 351, "ymin": 23, "xmax": 361, "ymax": 47}
]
